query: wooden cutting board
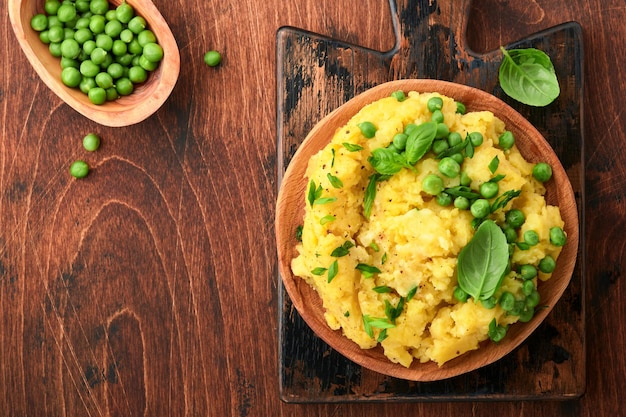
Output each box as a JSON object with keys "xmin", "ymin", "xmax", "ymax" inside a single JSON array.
[{"xmin": 276, "ymin": 0, "xmax": 584, "ymax": 402}]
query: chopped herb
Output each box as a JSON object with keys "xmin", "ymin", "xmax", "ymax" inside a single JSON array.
[
  {"xmin": 384, "ymin": 297, "xmax": 405, "ymax": 324},
  {"xmin": 465, "ymin": 139, "xmax": 475, "ymax": 158},
  {"xmin": 327, "ymin": 260, "xmax": 339, "ymax": 283},
  {"xmin": 381, "ymin": 252, "xmax": 388, "ymax": 264},
  {"xmin": 311, "ymin": 267, "xmax": 327, "ymax": 275},
  {"xmin": 369, "ymin": 241, "xmax": 380, "ymax": 252},
  {"xmin": 406, "ymin": 286, "xmax": 418, "ymax": 302},
  {"xmin": 314, "ymin": 197, "xmax": 337, "ymax": 205},
  {"xmin": 356, "ymin": 263, "xmax": 381, "ymax": 278},
  {"xmin": 307, "ymin": 180, "xmax": 322, "ymax": 207},
  {"xmin": 377, "ymin": 329, "xmax": 389, "ymax": 342},
  {"xmin": 295, "ymin": 225, "xmax": 303, "ymax": 242},
  {"xmin": 342, "ymin": 142, "xmax": 363, "ymax": 152},
  {"xmin": 344, "ymin": 311, "xmax": 350, "ymax": 317},
  {"xmin": 445, "ymin": 185, "xmax": 481, "ymax": 200},
  {"xmin": 327, "ymin": 172, "xmax": 343, "ymax": 189},
  {"xmin": 491, "ymin": 189, "xmax": 522, "ymax": 212},
  {"xmin": 363, "ymin": 174, "xmax": 378, "ymax": 218},
  {"xmin": 331, "ymin": 148, "xmax": 336, "ymax": 168},
  {"xmin": 373, "ymin": 285, "xmax": 392, "ymax": 293},
  {"xmin": 488, "ymin": 155, "xmax": 500, "ymax": 174},
  {"xmin": 331, "ymin": 241, "xmax": 354, "ymax": 257},
  {"xmin": 363, "ymin": 315, "xmax": 396, "ymax": 339},
  {"xmin": 320, "ymin": 215, "xmax": 336, "ymax": 225}
]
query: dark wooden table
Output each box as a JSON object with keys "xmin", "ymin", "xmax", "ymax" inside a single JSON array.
[{"xmin": 0, "ymin": 0, "xmax": 621, "ymax": 415}]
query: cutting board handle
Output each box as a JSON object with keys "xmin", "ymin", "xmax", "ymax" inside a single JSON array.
[{"xmin": 388, "ymin": 0, "xmax": 477, "ymax": 79}]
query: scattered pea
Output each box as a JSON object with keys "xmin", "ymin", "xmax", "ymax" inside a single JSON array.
[
  {"xmin": 422, "ymin": 174, "xmax": 444, "ymax": 195},
  {"xmin": 469, "ymin": 131, "xmax": 483, "ymax": 147},
  {"xmin": 431, "ymin": 109, "xmax": 444, "ymax": 123},
  {"xmin": 523, "ymin": 230, "xmax": 540, "ymax": 246},
  {"xmin": 470, "ymin": 199, "xmax": 490, "ymax": 219},
  {"xmin": 532, "ymin": 162, "xmax": 553, "ymax": 182},
  {"xmin": 82, "ymin": 133, "xmax": 101, "ymax": 151},
  {"xmin": 453, "ymin": 286, "xmax": 468, "ymax": 302},
  {"xmin": 204, "ymin": 49, "xmax": 222, "ymax": 67},
  {"xmin": 538, "ymin": 255, "xmax": 556, "ymax": 273},
  {"xmin": 520, "ymin": 264, "xmax": 538, "ymax": 280},
  {"xmin": 69, "ymin": 160, "xmax": 89, "ymax": 178},
  {"xmin": 505, "ymin": 208, "xmax": 525, "ymax": 228},
  {"xmin": 479, "ymin": 181, "xmax": 499, "ymax": 199},
  {"xmin": 427, "ymin": 96, "xmax": 444, "ymax": 112},
  {"xmin": 391, "ymin": 90, "xmax": 405, "ymax": 102},
  {"xmin": 357, "ymin": 121, "xmax": 377, "ymax": 138},
  {"xmin": 455, "ymin": 101, "xmax": 466, "ymax": 114},
  {"xmin": 498, "ymin": 130, "xmax": 515, "ymax": 150},
  {"xmin": 435, "ymin": 192, "xmax": 452, "ymax": 207},
  {"xmin": 438, "ymin": 157, "xmax": 461, "ymax": 178},
  {"xmin": 549, "ymin": 227, "xmax": 567, "ymax": 246}
]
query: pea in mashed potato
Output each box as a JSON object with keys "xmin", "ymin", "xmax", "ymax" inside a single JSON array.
[{"xmin": 291, "ymin": 91, "xmax": 565, "ymax": 367}]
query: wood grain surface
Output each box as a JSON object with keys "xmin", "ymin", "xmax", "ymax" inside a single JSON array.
[{"xmin": 0, "ymin": 0, "xmax": 622, "ymax": 416}]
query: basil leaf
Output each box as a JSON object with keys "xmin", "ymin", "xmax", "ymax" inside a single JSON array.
[
  {"xmin": 499, "ymin": 47, "xmax": 560, "ymax": 107},
  {"xmin": 327, "ymin": 260, "xmax": 339, "ymax": 283},
  {"xmin": 369, "ymin": 147, "xmax": 410, "ymax": 175},
  {"xmin": 405, "ymin": 121, "xmax": 437, "ymax": 165},
  {"xmin": 457, "ymin": 220, "xmax": 509, "ymax": 300},
  {"xmin": 488, "ymin": 156, "xmax": 500, "ymax": 174}
]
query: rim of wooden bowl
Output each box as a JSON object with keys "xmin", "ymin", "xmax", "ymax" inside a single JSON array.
[
  {"xmin": 275, "ymin": 79, "xmax": 579, "ymax": 381},
  {"xmin": 8, "ymin": 0, "xmax": 180, "ymax": 127}
]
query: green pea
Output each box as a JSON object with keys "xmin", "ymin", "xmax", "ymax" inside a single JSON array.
[
  {"xmin": 532, "ymin": 162, "xmax": 553, "ymax": 182},
  {"xmin": 525, "ymin": 290, "xmax": 540, "ymax": 308},
  {"xmin": 549, "ymin": 227, "xmax": 567, "ymax": 247},
  {"xmin": 427, "ymin": 96, "xmax": 443, "ymax": 112},
  {"xmin": 39, "ymin": 30, "xmax": 51, "ymax": 45},
  {"xmin": 31, "ymin": 14, "xmax": 48, "ymax": 32},
  {"xmin": 450, "ymin": 152, "xmax": 464, "ymax": 165},
  {"xmin": 82, "ymin": 133, "xmax": 101, "ymax": 151},
  {"xmin": 498, "ymin": 130, "xmax": 515, "ymax": 150},
  {"xmin": 73, "ymin": 27, "xmax": 93, "ymax": 44},
  {"xmin": 438, "ymin": 157, "xmax": 460, "ymax": 178},
  {"xmin": 435, "ymin": 122, "xmax": 449, "ymax": 139},
  {"xmin": 63, "ymin": 28, "xmax": 76, "ymax": 40},
  {"xmin": 128, "ymin": 65, "xmax": 148, "ymax": 84},
  {"xmin": 520, "ymin": 264, "xmax": 538, "ymax": 280},
  {"xmin": 455, "ymin": 101, "xmax": 466, "ymax": 114},
  {"xmin": 524, "ymin": 230, "xmax": 540, "ymax": 246},
  {"xmin": 82, "ymin": 39, "xmax": 96, "ymax": 55},
  {"xmin": 90, "ymin": 0, "xmax": 109, "ymax": 15},
  {"xmin": 392, "ymin": 133, "xmax": 408, "ymax": 150},
  {"xmin": 74, "ymin": 17, "xmax": 90, "ymax": 29},
  {"xmin": 48, "ymin": 25, "xmax": 65, "ymax": 43},
  {"xmin": 391, "ymin": 90, "xmax": 405, "ymax": 102},
  {"xmin": 469, "ymin": 131, "xmax": 483, "ymax": 147},
  {"xmin": 447, "ymin": 131, "xmax": 462, "ymax": 147},
  {"xmin": 499, "ymin": 292, "xmax": 516, "ymax": 311},
  {"xmin": 137, "ymin": 29, "xmax": 157, "ymax": 46},
  {"xmin": 127, "ymin": 16, "xmax": 147, "ymax": 34},
  {"xmin": 142, "ymin": 42, "xmax": 164, "ymax": 62},
  {"xmin": 470, "ymin": 199, "xmax": 490, "ymax": 219},
  {"xmin": 431, "ymin": 139, "xmax": 448, "ymax": 155},
  {"xmin": 79, "ymin": 76, "xmax": 96, "ymax": 93},
  {"xmin": 120, "ymin": 28, "xmax": 134, "ymax": 43},
  {"xmin": 479, "ymin": 181, "xmax": 499, "ymax": 199},
  {"xmin": 95, "ymin": 72, "xmax": 113, "ymax": 89},
  {"xmin": 89, "ymin": 15, "xmax": 106, "ymax": 34},
  {"xmin": 505, "ymin": 209, "xmax": 525, "ymax": 228},
  {"xmin": 49, "ymin": 42, "xmax": 63, "ymax": 57},
  {"xmin": 115, "ymin": 77, "xmax": 134, "ymax": 96},
  {"xmin": 75, "ymin": 0, "xmax": 90, "ymax": 13},
  {"xmin": 502, "ymin": 224, "xmax": 517, "ymax": 243},
  {"xmin": 60, "ymin": 56, "xmax": 79, "ymax": 69},
  {"xmin": 480, "ymin": 296, "xmax": 497, "ymax": 309},
  {"xmin": 357, "ymin": 121, "xmax": 377, "ymax": 139},
  {"xmin": 116, "ymin": 1, "xmax": 134, "ymax": 23},
  {"xmin": 88, "ymin": 86, "xmax": 106, "ymax": 104},
  {"xmin": 454, "ymin": 286, "xmax": 469, "ymax": 302},
  {"xmin": 60, "ymin": 38, "xmax": 81, "ymax": 59},
  {"xmin": 95, "ymin": 33, "xmax": 113, "ymax": 51},
  {"xmin": 422, "ymin": 174, "xmax": 444, "ymax": 195},
  {"xmin": 431, "ymin": 109, "xmax": 444, "ymax": 123},
  {"xmin": 204, "ymin": 50, "xmax": 222, "ymax": 67},
  {"xmin": 44, "ymin": 0, "xmax": 61, "ymax": 15},
  {"xmin": 128, "ymin": 38, "xmax": 143, "ymax": 55},
  {"xmin": 522, "ymin": 279, "xmax": 536, "ymax": 296},
  {"xmin": 435, "ymin": 192, "xmax": 452, "ymax": 207},
  {"xmin": 106, "ymin": 62, "xmax": 124, "ymax": 79},
  {"xmin": 454, "ymin": 196, "xmax": 470, "ymax": 210},
  {"xmin": 518, "ymin": 306, "xmax": 535, "ymax": 323},
  {"xmin": 61, "ymin": 67, "xmax": 82, "ymax": 87},
  {"xmin": 47, "ymin": 15, "xmax": 61, "ymax": 28},
  {"xmin": 104, "ymin": 19, "xmax": 123, "ymax": 38},
  {"xmin": 70, "ymin": 160, "xmax": 89, "ymax": 178},
  {"xmin": 538, "ymin": 255, "xmax": 556, "ymax": 273},
  {"xmin": 57, "ymin": 3, "xmax": 77, "ymax": 22},
  {"xmin": 460, "ymin": 171, "xmax": 471, "ymax": 186},
  {"xmin": 404, "ymin": 123, "xmax": 417, "ymax": 135},
  {"xmin": 111, "ymin": 39, "xmax": 127, "ymax": 56},
  {"xmin": 90, "ymin": 47, "xmax": 108, "ymax": 65},
  {"xmin": 105, "ymin": 87, "xmax": 119, "ymax": 101},
  {"xmin": 116, "ymin": 53, "xmax": 135, "ymax": 66},
  {"xmin": 138, "ymin": 55, "xmax": 158, "ymax": 71}
]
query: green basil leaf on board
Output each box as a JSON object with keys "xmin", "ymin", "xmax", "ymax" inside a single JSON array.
[
  {"xmin": 499, "ymin": 47, "xmax": 560, "ymax": 107},
  {"xmin": 457, "ymin": 220, "xmax": 509, "ymax": 300}
]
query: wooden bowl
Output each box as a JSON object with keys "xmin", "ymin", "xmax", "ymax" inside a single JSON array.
[
  {"xmin": 275, "ymin": 79, "xmax": 579, "ymax": 381},
  {"xmin": 8, "ymin": 0, "xmax": 180, "ymax": 127}
]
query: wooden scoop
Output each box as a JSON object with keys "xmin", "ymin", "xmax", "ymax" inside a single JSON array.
[
  {"xmin": 275, "ymin": 79, "xmax": 579, "ymax": 381},
  {"xmin": 8, "ymin": 0, "xmax": 180, "ymax": 127}
]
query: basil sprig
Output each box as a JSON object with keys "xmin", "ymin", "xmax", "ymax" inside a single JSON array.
[{"xmin": 499, "ymin": 47, "xmax": 560, "ymax": 107}]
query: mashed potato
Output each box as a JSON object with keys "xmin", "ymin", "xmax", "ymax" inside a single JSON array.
[{"xmin": 291, "ymin": 91, "xmax": 565, "ymax": 367}]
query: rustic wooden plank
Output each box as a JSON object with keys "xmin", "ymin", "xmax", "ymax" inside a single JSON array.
[{"xmin": 277, "ymin": 0, "xmax": 584, "ymax": 402}]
